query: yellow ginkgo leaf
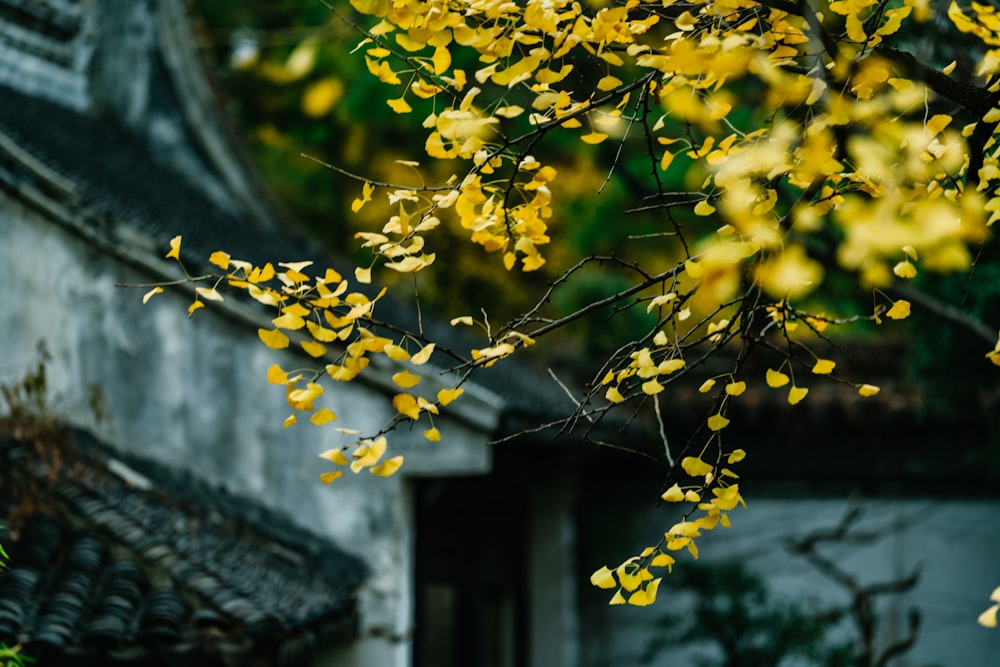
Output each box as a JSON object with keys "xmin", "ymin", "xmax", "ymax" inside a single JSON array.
[
  {"xmin": 284, "ymin": 39, "xmax": 317, "ymax": 80},
  {"xmin": 651, "ymin": 552, "xmax": 675, "ymax": 568},
  {"xmin": 423, "ymin": 427, "xmax": 442, "ymax": 442},
  {"xmin": 988, "ymin": 332, "xmax": 1000, "ymax": 366},
  {"xmin": 302, "ymin": 77, "xmax": 344, "ymax": 117},
  {"xmin": 306, "ymin": 321, "xmax": 337, "ymax": 343},
  {"xmin": 351, "ymin": 182, "xmax": 374, "ymax": 213},
  {"xmin": 581, "ymin": 131, "xmax": 608, "ymax": 144},
  {"xmin": 617, "ymin": 565, "xmax": 642, "ymax": 592},
  {"xmin": 606, "ymin": 386, "xmax": 625, "ymax": 403},
  {"xmin": 590, "ymin": 566, "xmax": 617, "ymax": 589},
  {"xmin": 597, "ymin": 75, "xmax": 623, "ymax": 91},
  {"xmin": 681, "ymin": 456, "xmax": 713, "ymax": 477},
  {"xmin": 925, "ymin": 113, "xmax": 952, "ymax": 137},
  {"xmin": 699, "ymin": 379, "xmax": 716, "ymax": 393},
  {"xmin": 355, "ymin": 266, "xmax": 372, "ymax": 284},
  {"xmin": 666, "ymin": 521, "xmax": 701, "ymax": 538},
  {"xmin": 283, "ymin": 414, "xmax": 297, "ymax": 428},
  {"xmin": 885, "ymin": 299, "xmax": 911, "ymax": 320},
  {"xmin": 788, "ymin": 386, "xmax": 809, "ymax": 405},
  {"xmin": 267, "ymin": 364, "xmax": 289, "ymax": 385},
  {"xmin": 410, "ymin": 343, "xmax": 435, "ymax": 365},
  {"xmin": 142, "ymin": 287, "xmax": 163, "ymax": 304},
  {"xmin": 187, "ymin": 300, "xmax": 204, "ymax": 316},
  {"xmin": 209, "ymin": 250, "xmax": 230, "ymax": 269},
  {"xmin": 371, "ymin": 455, "xmax": 404, "ymax": 477},
  {"xmin": 437, "ymin": 387, "xmax": 464, "ymax": 405},
  {"xmin": 258, "ymin": 328, "xmax": 290, "ymax": 350},
  {"xmin": 658, "ymin": 359, "xmax": 685, "ymax": 375},
  {"xmin": 725, "ymin": 381, "xmax": 746, "ymax": 396},
  {"xmin": 628, "ymin": 580, "xmax": 660, "ymax": 607},
  {"xmin": 609, "ymin": 590, "xmax": 626, "ymax": 605},
  {"xmin": 495, "ymin": 105, "xmax": 524, "ymax": 118},
  {"xmin": 310, "ymin": 408, "xmax": 337, "ymax": 425},
  {"xmin": 387, "ymin": 96, "xmax": 412, "ymax": 113},
  {"xmin": 661, "ymin": 484, "xmax": 684, "ymax": 502},
  {"xmin": 812, "ymin": 359, "xmax": 836, "ymax": 374},
  {"xmin": 858, "ymin": 384, "xmax": 881, "ymax": 397},
  {"xmin": 727, "ymin": 449, "xmax": 746, "ymax": 464},
  {"xmin": 283, "ymin": 302, "xmax": 310, "ymax": 317},
  {"xmin": 642, "ymin": 379, "xmax": 664, "ymax": 395},
  {"xmin": 694, "ymin": 199, "xmax": 716, "ymax": 216},
  {"xmin": 893, "ymin": 261, "xmax": 917, "ymax": 279},
  {"xmin": 660, "ymin": 150, "xmax": 675, "ymax": 171},
  {"xmin": 386, "ymin": 255, "xmax": 434, "ymax": 272},
  {"xmin": 392, "ymin": 370, "xmax": 421, "ymax": 388},
  {"xmin": 288, "ymin": 382, "xmax": 323, "ymax": 404},
  {"xmin": 384, "ymin": 344, "xmax": 410, "ymax": 361},
  {"xmin": 320, "ymin": 471, "xmax": 344, "ymax": 484},
  {"xmin": 707, "ymin": 413, "xmax": 730, "ymax": 431},
  {"xmin": 273, "ymin": 313, "xmax": 306, "ymax": 330},
  {"xmin": 766, "ymin": 368, "xmax": 790, "ymax": 387},
  {"xmin": 301, "ymin": 340, "xmax": 327, "ymax": 358},
  {"xmin": 393, "ymin": 393, "xmax": 421, "ymax": 419},
  {"xmin": 319, "ymin": 448, "xmax": 348, "ymax": 465},
  {"xmin": 432, "ymin": 46, "xmax": 451, "ymax": 75},
  {"xmin": 190, "ymin": 281, "xmax": 218, "ymax": 302},
  {"xmin": 350, "ymin": 437, "xmax": 387, "ymax": 472},
  {"xmin": 165, "ymin": 235, "xmax": 181, "ymax": 260},
  {"xmin": 978, "ymin": 603, "xmax": 999, "ymax": 628}
]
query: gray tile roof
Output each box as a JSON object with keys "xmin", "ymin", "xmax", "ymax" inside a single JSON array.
[
  {"xmin": 0, "ymin": 81, "xmax": 322, "ymax": 269},
  {"xmin": 0, "ymin": 429, "xmax": 364, "ymax": 665}
]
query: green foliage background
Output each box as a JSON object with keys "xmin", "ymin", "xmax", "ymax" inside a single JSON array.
[{"xmin": 188, "ymin": 0, "xmax": 1000, "ymax": 399}]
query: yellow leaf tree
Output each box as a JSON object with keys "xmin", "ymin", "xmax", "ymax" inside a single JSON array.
[{"xmin": 148, "ymin": 0, "xmax": 1000, "ymax": 613}]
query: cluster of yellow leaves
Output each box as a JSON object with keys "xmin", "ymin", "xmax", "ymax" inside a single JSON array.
[
  {"xmin": 343, "ymin": 0, "xmax": 991, "ymax": 304},
  {"xmin": 603, "ymin": 301, "xmax": 887, "ymax": 414},
  {"xmin": 318, "ymin": 436, "xmax": 403, "ymax": 483},
  {"xmin": 354, "ymin": 183, "xmax": 439, "ymax": 274},
  {"xmin": 602, "ymin": 327, "xmax": 687, "ymax": 402},
  {"xmin": 150, "ymin": 236, "xmax": 471, "ymax": 480},
  {"xmin": 589, "ymin": 450, "xmax": 746, "ymax": 606},
  {"xmin": 978, "ymin": 585, "xmax": 1000, "ymax": 627},
  {"xmin": 149, "ymin": 0, "xmax": 1000, "ymax": 617},
  {"xmin": 328, "ymin": 0, "xmax": 1000, "ymax": 448}
]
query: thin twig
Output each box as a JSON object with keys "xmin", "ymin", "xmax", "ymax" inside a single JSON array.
[
  {"xmin": 653, "ymin": 393, "xmax": 673, "ymax": 467},
  {"xmin": 548, "ymin": 368, "xmax": 593, "ymax": 423}
]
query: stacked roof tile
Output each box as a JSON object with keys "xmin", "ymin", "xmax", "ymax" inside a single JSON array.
[{"xmin": 0, "ymin": 430, "xmax": 365, "ymax": 666}]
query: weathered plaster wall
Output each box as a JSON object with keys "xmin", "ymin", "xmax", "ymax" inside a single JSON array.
[
  {"xmin": 577, "ymin": 493, "xmax": 1000, "ymax": 667},
  {"xmin": 0, "ymin": 197, "xmax": 492, "ymax": 666}
]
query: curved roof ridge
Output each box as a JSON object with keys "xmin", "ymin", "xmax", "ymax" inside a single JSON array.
[{"xmin": 154, "ymin": 0, "xmax": 291, "ymax": 232}]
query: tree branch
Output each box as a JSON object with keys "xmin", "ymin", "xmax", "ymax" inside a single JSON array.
[{"xmin": 890, "ymin": 284, "xmax": 996, "ymax": 345}]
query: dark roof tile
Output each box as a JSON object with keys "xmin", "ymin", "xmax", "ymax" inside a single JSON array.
[{"xmin": 0, "ymin": 431, "xmax": 365, "ymax": 665}]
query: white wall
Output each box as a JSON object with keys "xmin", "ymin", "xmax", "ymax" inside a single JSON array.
[{"xmin": 0, "ymin": 197, "xmax": 495, "ymax": 666}]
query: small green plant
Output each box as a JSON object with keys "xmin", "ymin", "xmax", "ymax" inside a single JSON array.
[
  {"xmin": 0, "ymin": 639, "xmax": 31, "ymax": 666},
  {"xmin": 0, "ymin": 528, "xmax": 32, "ymax": 666}
]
